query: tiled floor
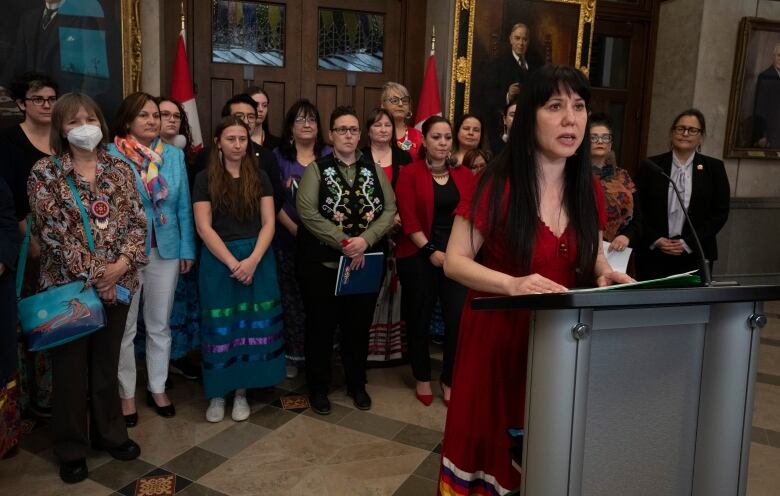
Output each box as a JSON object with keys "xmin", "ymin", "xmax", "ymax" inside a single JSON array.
[{"xmin": 2, "ymin": 303, "xmax": 779, "ymax": 496}]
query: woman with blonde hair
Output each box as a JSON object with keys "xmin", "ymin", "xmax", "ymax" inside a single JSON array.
[{"xmin": 380, "ymin": 82, "xmax": 422, "ymax": 156}]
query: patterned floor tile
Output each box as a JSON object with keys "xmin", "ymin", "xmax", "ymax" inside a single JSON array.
[
  {"xmin": 116, "ymin": 468, "xmax": 192, "ymax": 496},
  {"xmin": 161, "ymin": 446, "xmax": 227, "ymax": 481},
  {"xmin": 278, "ymin": 394, "xmax": 310, "ymax": 412}
]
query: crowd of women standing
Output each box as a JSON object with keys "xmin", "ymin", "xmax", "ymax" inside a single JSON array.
[{"xmin": 0, "ymin": 65, "xmax": 729, "ymax": 493}]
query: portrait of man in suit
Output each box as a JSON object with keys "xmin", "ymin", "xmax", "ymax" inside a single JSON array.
[
  {"xmin": 0, "ymin": 0, "xmax": 122, "ymax": 121},
  {"xmin": 752, "ymin": 42, "xmax": 780, "ymax": 148}
]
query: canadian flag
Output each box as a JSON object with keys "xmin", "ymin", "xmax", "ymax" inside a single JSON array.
[
  {"xmin": 171, "ymin": 29, "xmax": 203, "ymax": 151},
  {"xmin": 414, "ymin": 51, "xmax": 442, "ymax": 130}
]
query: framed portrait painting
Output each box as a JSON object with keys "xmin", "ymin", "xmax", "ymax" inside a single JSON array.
[
  {"xmin": 724, "ymin": 17, "xmax": 780, "ymax": 159},
  {"xmin": 448, "ymin": 0, "xmax": 596, "ymax": 142},
  {"xmin": 0, "ymin": 0, "xmax": 141, "ymax": 124}
]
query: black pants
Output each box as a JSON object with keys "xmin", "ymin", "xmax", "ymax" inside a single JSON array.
[
  {"xmin": 53, "ymin": 303, "xmax": 130, "ymax": 462},
  {"xmin": 635, "ymin": 249, "xmax": 713, "ymax": 281},
  {"xmin": 297, "ymin": 262, "xmax": 380, "ymax": 396},
  {"xmin": 397, "ymin": 251, "xmax": 468, "ymax": 386}
]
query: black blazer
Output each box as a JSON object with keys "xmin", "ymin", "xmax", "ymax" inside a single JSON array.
[
  {"xmin": 0, "ymin": 176, "xmax": 19, "ymax": 382},
  {"xmin": 636, "ymin": 151, "xmax": 730, "ymax": 262}
]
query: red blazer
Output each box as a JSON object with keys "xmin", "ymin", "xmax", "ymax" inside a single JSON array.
[{"xmin": 395, "ymin": 159, "xmax": 475, "ymax": 259}]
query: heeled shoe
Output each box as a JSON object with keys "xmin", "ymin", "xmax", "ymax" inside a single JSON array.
[
  {"xmin": 415, "ymin": 392, "xmax": 433, "ymax": 406},
  {"xmin": 146, "ymin": 390, "xmax": 176, "ymax": 418},
  {"xmin": 124, "ymin": 412, "xmax": 138, "ymax": 428},
  {"xmin": 440, "ymin": 380, "xmax": 450, "ymax": 408}
]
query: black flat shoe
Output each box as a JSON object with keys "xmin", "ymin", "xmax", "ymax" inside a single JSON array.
[
  {"xmin": 59, "ymin": 458, "xmax": 88, "ymax": 484},
  {"xmin": 348, "ymin": 388, "xmax": 372, "ymax": 411},
  {"xmin": 146, "ymin": 390, "xmax": 176, "ymax": 418},
  {"xmin": 309, "ymin": 392, "xmax": 331, "ymax": 415},
  {"xmin": 124, "ymin": 412, "xmax": 138, "ymax": 428},
  {"xmin": 92, "ymin": 439, "xmax": 140, "ymax": 461}
]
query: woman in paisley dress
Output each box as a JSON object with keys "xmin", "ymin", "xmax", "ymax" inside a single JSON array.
[
  {"xmin": 27, "ymin": 93, "xmax": 147, "ymax": 483},
  {"xmin": 589, "ymin": 113, "xmax": 641, "ymax": 253}
]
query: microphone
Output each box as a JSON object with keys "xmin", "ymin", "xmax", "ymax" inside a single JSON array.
[{"xmin": 640, "ymin": 159, "xmax": 712, "ymax": 286}]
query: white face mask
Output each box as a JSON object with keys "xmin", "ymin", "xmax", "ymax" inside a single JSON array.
[{"xmin": 66, "ymin": 124, "xmax": 103, "ymax": 152}]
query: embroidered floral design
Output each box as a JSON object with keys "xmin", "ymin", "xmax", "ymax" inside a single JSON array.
[{"xmin": 319, "ymin": 162, "xmax": 383, "ymax": 235}]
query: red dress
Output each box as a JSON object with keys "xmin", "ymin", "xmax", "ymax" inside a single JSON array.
[{"xmin": 439, "ymin": 179, "xmax": 606, "ymax": 496}]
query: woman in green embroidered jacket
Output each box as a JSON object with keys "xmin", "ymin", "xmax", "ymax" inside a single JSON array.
[
  {"xmin": 192, "ymin": 116, "xmax": 283, "ymax": 423},
  {"xmin": 296, "ymin": 106, "xmax": 397, "ymax": 416}
]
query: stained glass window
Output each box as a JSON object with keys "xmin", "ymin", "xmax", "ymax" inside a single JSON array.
[
  {"xmin": 212, "ymin": 1, "xmax": 285, "ymax": 67},
  {"xmin": 318, "ymin": 9, "xmax": 384, "ymax": 73}
]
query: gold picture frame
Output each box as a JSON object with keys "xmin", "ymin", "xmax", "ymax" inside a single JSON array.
[
  {"xmin": 723, "ymin": 17, "xmax": 780, "ymax": 159},
  {"xmin": 121, "ymin": 0, "xmax": 143, "ymax": 96},
  {"xmin": 448, "ymin": 0, "xmax": 596, "ymax": 132}
]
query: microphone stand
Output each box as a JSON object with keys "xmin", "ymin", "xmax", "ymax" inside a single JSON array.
[{"xmin": 641, "ymin": 159, "xmax": 712, "ymax": 286}]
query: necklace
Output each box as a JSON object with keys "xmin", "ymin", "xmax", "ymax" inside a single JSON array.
[{"xmin": 398, "ymin": 128, "xmax": 413, "ymax": 151}]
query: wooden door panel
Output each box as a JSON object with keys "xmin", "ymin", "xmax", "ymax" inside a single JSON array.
[
  {"xmin": 210, "ymin": 78, "xmax": 235, "ymax": 131},
  {"xmin": 262, "ymin": 80, "xmax": 287, "ymax": 136}
]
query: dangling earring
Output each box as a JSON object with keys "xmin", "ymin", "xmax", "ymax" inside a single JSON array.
[
  {"xmin": 218, "ymin": 149, "xmax": 224, "ymax": 164},
  {"xmin": 405, "ymin": 111, "xmax": 412, "ymax": 120}
]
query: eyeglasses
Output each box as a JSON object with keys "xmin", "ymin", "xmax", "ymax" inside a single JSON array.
[
  {"xmin": 160, "ymin": 111, "xmax": 182, "ymax": 121},
  {"xmin": 331, "ymin": 127, "xmax": 360, "ymax": 136},
  {"xmin": 233, "ymin": 112, "xmax": 257, "ymax": 122},
  {"xmin": 672, "ymin": 126, "xmax": 701, "ymax": 136},
  {"xmin": 590, "ymin": 134, "xmax": 613, "ymax": 144},
  {"xmin": 385, "ymin": 96, "xmax": 410, "ymax": 105},
  {"xmin": 294, "ymin": 116, "xmax": 317, "ymax": 124},
  {"xmin": 25, "ymin": 96, "xmax": 57, "ymax": 106}
]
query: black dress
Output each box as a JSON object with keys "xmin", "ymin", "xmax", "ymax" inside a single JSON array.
[{"xmin": 0, "ymin": 125, "xmax": 48, "ymax": 220}]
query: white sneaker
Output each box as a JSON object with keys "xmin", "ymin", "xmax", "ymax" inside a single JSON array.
[
  {"xmin": 286, "ymin": 364, "xmax": 298, "ymax": 379},
  {"xmin": 232, "ymin": 395, "xmax": 250, "ymax": 421},
  {"xmin": 206, "ymin": 398, "xmax": 225, "ymax": 422}
]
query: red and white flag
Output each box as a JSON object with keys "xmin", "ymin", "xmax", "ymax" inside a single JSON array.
[
  {"xmin": 414, "ymin": 51, "xmax": 442, "ymax": 130},
  {"xmin": 171, "ymin": 29, "xmax": 203, "ymax": 151}
]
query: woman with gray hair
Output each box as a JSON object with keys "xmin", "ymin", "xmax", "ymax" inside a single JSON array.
[{"xmin": 380, "ymin": 82, "xmax": 422, "ymax": 156}]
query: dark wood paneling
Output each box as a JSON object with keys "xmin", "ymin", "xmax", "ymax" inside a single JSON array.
[
  {"xmin": 210, "ymin": 78, "xmax": 234, "ymax": 134},
  {"xmin": 315, "ymin": 84, "xmax": 339, "ymax": 139},
  {"xmin": 262, "ymin": 81, "xmax": 286, "ymax": 137}
]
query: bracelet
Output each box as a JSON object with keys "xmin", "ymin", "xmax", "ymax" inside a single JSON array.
[{"xmin": 422, "ymin": 242, "xmax": 438, "ymax": 256}]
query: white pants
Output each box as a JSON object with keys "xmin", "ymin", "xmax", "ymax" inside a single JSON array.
[{"xmin": 118, "ymin": 249, "xmax": 180, "ymax": 398}]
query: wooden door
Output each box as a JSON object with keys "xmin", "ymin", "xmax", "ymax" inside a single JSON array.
[
  {"xmin": 300, "ymin": 0, "xmax": 403, "ymax": 133},
  {"xmin": 589, "ymin": 17, "xmax": 651, "ymax": 175},
  {"xmin": 192, "ymin": 0, "xmax": 409, "ymax": 143}
]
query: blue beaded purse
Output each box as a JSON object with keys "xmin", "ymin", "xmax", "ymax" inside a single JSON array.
[{"xmin": 16, "ymin": 158, "xmax": 106, "ymax": 351}]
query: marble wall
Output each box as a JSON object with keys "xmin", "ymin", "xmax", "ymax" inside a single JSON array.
[{"xmin": 648, "ymin": 0, "xmax": 780, "ymax": 198}]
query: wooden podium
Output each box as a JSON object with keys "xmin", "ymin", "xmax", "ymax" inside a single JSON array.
[{"xmin": 473, "ymin": 285, "xmax": 780, "ymax": 496}]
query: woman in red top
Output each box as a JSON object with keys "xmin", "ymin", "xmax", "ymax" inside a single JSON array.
[
  {"xmin": 395, "ymin": 116, "xmax": 473, "ymax": 407},
  {"xmin": 438, "ymin": 65, "xmax": 632, "ymax": 495}
]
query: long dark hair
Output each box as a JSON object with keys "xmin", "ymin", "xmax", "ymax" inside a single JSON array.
[
  {"xmin": 112, "ymin": 92, "xmax": 158, "ymax": 139},
  {"xmin": 246, "ymin": 86, "xmax": 271, "ymax": 136},
  {"xmin": 207, "ymin": 117, "xmax": 262, "ymax": 222},
  {"xmin": 471, "ymin": 64, "xmax": 598, "ymax": 285},
  {"xmin": 278, "ymin": 99, "xmax": 326, "ymax": 162}
]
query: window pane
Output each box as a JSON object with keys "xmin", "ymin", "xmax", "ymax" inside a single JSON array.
[
  {"xmin": 212, "ymin": 1, "xmax": 285, "ymax": 67},
  {"xmin": 589, "ymin": 36, "xmax": 630, "ymax": 89},
  {"xmin": 318, "ymin": 9, "xmax": 384, "ymax": 73}
]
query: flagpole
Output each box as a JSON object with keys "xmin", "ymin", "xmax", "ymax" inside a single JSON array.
[
  {"xmin": 180, "ymin": 1, "xmax": 185, "ymax": 32},
  {"xmin": 431, "ymin": 25, "xmax": 436, "ymax": 55}
]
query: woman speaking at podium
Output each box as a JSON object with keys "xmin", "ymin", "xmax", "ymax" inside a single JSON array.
[{"xmin": 438, "ymin": 65, "xmax": 632, "ymax": 495}]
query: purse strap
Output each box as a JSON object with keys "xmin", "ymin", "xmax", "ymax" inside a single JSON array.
[
  {"xmin": 16, "ymin": 156, "xmax": 97, "ymax": 299},
  {"xmin": 54, "ymin": 157, "xmax": 96, "ymax": 253}
]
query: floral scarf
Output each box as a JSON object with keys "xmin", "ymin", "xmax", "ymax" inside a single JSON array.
[{"xmin": 115, "ymin": 135, "xmax": 168, "ymax": 223}]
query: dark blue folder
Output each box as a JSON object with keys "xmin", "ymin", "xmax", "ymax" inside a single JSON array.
[{"xmin": 335, "ymin": 253, "xmax": 385, "ymax": 296}]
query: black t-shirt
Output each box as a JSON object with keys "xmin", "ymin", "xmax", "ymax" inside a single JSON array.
[
  {"xmin": 0, "ymin": 125, "xmax": 49, "ymax": 220},
  {"xmin": 192, "ymin": 167, "xmax": 273, "ymax": 241}
]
